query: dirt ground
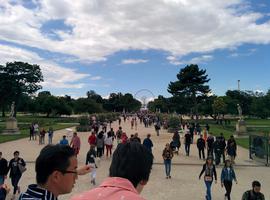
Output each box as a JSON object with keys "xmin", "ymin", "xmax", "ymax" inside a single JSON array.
[{"xmin": 1, "ymin": 118, "xmax": 269, "ymax": 200}]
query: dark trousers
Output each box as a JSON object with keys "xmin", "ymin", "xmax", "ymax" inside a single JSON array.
[
  {"xmin": 224, "ymin": 180, "xmax": 232, "ymax": 200},
  {"xmin": 97, "ymin": 147, "xmax": 103, "ymax": 157},
  {"xmin": 185, "ymin": 143, "xmax": 190, "ymax": 156},
  {"xmin": 11, "ymin": 174, "xmax": 21, "ymax": 194},
  {"xmin": 198, "ymin": 148, "xmax": 205, "ymax": 159}
]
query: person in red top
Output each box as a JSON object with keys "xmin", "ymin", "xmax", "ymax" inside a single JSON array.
[
  {"xmin": 121, "ymin": 132, "xmax": 128, "ymax": 144},
  {"xmin": 70, "ymin": 142, "xmax": 153, "ymax": 200},
  {"xmin": 88, "ymin": 132, "xmax": 97, "ymax": 147},
  {"xmin": 70, "ymin": 132, "xmax": 81, "ymax": 156}
]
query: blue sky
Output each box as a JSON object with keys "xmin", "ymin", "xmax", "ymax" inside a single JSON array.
[{"xmin": 0, "ymin": 0, "xmax": 269, "ymax": 100}]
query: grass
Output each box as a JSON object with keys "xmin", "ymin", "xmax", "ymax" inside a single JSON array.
[
  {"xmin": 197, "ymin": 119, "xmax": 270, "ymax": 149},
  {"xmin": 0, "ymin": 116, "xmax": 79, "ymax": 143}
]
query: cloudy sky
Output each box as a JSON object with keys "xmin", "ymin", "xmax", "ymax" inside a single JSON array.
[{"xmin": 0, "ymin": 0, "xmax": 269, "ymax": 99}]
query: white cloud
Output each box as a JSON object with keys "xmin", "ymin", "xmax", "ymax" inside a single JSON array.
[
  {"xmin": 0, "ymin": 0, "xmax": 269, "ymax": 62},
  {"xmin": 166, "ymin": 56, "xmax": 182, "ymax": 65},
  {"xmin": 188, "ymin": 55, "xmax": 213, "ymax": 64},
  {"xmin": 166, "ymin": 55, "xmax": 213, "ymax": 65},
  {"xmin": 121, "ymin": 59, "xmax": 149, "ymax": 64},
  {"xmin": 0, "ymin": 44, "xmax": 90, "ymax": 89},
  {"xmin": 90, "ymin": 76, "xmax": 102, "ymax": 80}
]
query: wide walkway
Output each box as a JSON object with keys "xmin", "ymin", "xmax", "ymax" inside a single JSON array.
[{"xmin": 1, "ymin": 118, "xmax": 269, "ymax": 200}]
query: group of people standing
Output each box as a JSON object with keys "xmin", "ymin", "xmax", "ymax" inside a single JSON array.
[{"xmin": 29, "ymin": 123, "xmax": 54, "ymax": 145}]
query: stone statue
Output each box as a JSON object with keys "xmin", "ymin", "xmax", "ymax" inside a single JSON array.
[
  {"xmin": 10, "ymin": 101, "xmax": 15, "ymax": 118},
  {"xmin": 237, "ymin": 104, "xmax": 242, "ymax": 120}
]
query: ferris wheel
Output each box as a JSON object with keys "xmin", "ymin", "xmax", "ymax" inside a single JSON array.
[{"xmin": 134, "ymin": 89, "xmax": 155, "ymax": 110}]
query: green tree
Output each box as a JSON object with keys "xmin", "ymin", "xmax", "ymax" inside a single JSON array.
[
  {"xmin": 0, "ymin": 62, "xmax": 43, "ymax": 116},
  {"xmin": 168, "ymin": 64, "xmax": 210, "ymax": 118},
  {"xmin": 74, "ymin": 98, "xmax": 103, "ymax": 114},
  {"xmin": 212, "ymin": 97, "xmax": 227, "ymax": 120}
]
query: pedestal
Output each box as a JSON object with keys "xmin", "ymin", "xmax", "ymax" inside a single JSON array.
[
  {"xmin": 2, "ymin": 117, "xmax": 20, "ymax": 135},
  {"xmin": 236, "ymin": 119, "xmax": 247, "ymax": 136}
]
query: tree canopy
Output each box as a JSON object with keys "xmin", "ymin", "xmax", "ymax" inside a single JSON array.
[
  {"xmin": 168, "ymin": 64, "xmax": 210, "ymax": 117},
  {"xmin": 0, "ymin": 61, "xmax": 43, "ymax": 116}
]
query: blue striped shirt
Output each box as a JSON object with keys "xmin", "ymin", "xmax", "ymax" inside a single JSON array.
[{"xmin": 19, "ymin": 184, "xmax": 57, "ymax": 200}]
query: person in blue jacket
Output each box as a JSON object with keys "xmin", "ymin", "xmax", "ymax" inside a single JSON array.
[{"xmin": 221, "ymin": 159, "xmax": 238, "ymax": 200}]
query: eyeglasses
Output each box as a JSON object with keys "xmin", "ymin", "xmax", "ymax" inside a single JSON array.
[{"xmin": 60, "ymin": 170, "xmax": 78, "ymax": 175}]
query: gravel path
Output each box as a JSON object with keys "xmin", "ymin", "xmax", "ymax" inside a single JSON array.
[{"xmin": 1, "ymin": 118, "xmax": 269, "ymax": 200}]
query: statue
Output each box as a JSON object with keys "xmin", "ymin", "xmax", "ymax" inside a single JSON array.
[
  {"xmin": 237, "ymin": 104, "xmax": 242, "ymax": 120},
  {"xmin": 10, "ymin": 101, "xmax": 15, "ymax": 118}
]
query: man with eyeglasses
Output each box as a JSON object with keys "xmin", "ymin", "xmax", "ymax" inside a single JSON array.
[{"xmin": 19, "ymin": 144, "xmax": 91, "ymax": 200}]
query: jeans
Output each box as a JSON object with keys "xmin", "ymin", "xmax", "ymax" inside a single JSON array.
[
  {"xmin": 185, "ymin": 143, "xmax": 190, "ymax": 156},
  {"xmin": 164, "ymin": 159, "xmax": 171, "ymax": 177},
  {"xmin": 48, "ymin": 136, "xmax": 53, "ymax": 144},
  {"xmin": 204, "ymin": 180, "xmax": 213, "ymax": 200}
]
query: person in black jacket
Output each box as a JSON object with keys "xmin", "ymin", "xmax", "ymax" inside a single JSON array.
[
  {"xmin": 7, "ymin": 151, "xmax": 26, "ymax": 199},
  {"xmin": 197, "ymin": 135, "xmax": 205, "ymax": 160},
  {"xmin": 0, "ymin": 152, "xmax": 8, "ymax": 185},
  {"xmin": 86, "ymin": 145, "xmax": 97, "ymax": 185}
]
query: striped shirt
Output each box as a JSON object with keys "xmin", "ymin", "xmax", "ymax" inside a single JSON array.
[{"xmin": 19, "ymin": 184, "xmax": 57, "ymax": 200}]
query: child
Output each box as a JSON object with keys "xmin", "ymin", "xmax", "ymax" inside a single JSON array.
[{"xmin": 86, "ymin": 145, "xmax": 97, "ymax": 185}]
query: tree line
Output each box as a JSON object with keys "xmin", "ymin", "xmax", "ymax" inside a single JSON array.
[
  {"xmin": 0, "ymin": 62, "xmax": 141, "ymax": 117},
  {"xmin": 148, "ymin": 64, "xmax": 270, "ymax": 119},
  {"xmin": 1, "ymin": 62, "xmax": 269, "ymax": 119}
]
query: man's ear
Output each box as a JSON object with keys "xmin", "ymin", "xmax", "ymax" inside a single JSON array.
[{"xmin": 50, "ymin": 170, "xmax": 62, "ymax": 183}]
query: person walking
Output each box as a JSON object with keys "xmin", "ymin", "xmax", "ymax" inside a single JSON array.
[
  {"xmin": 207, "ymin": 133, "xmax": 215, "ymax": 157},
  {"xmin": 162, "ymin": 143, "xmax": 173, "ymax": 179},
  {"xmin": 104, "ymin": 131, "xmax": 113, "ymax": 157},
  {"xmin": 197, "ymin": 134, "xmax": 206, "ymax": 160},
  {"xmin": 29, "ymin": 123, "xmax": 34, "ymax": 141},
  {"xmin": 226, "ymin": 135, "xmax": 237, "ymax": 164},
  {"xmin": 184, "ymin": 131, "xmax": 192, "ymax": 156},
  {"xmin": 0, "ymin": 152, "xmax": 8, "ymax": 185},
  {"xmin": 143, "ymin": 134, "xmax": 153, "ymax": 153},
  {"xmin": 48, "ymin": 127, "xmax": 54, "ymax": 144},
  {"xmin": 59, "ymin": 135, "xmax": 69, "ymax": 145},
  {"xmin": 242, "ymin": 181, "xmax": 265, "ymax": 200},
  {"xmin": 7, "ymin": 151, "xmax": 26, "ymax": 200},
  {"xmin": 86, "ymin": 145, "xmax": 97, "ymax": 185},
  {"xmin": 88, "ymin": 131, "xmax": 97, "ymax": 147},
  {"xmin": 96, "ymin": 131, "xmax": 105, "ymax": 157},
  {"xmin": 221, "ymin": 159, "xmax": 238, "ymax": 200},
  {"xmin": 199, "ymin": 157, "xmax": 217, "ymax": 200},
  {"xmin": 70, "ymin": 132, "xmax": 81, "ymax": 156}
]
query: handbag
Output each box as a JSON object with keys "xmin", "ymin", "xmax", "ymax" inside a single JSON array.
[{"xmin": 18, "ymin": 163, "xmax": 27, "ymax": 173}]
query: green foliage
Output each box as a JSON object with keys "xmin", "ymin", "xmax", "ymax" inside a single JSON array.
[
  {"xmin": 74, "ymin": 98, "xmax": 103, "ymax": 114},
  {"xmin": 0, "ymin": 61, "xmax": 43, "ymax": 116},
  {"xmin": 168, "ymin": 64, "xmax": 210, "ymax": 116},
  {"xmin": 167, "ymin": 116, "xmax": 181, "ymax": 133},
  {"xmin": 103, "ymin": 93, "xmax": 141, "ymax": 112}
]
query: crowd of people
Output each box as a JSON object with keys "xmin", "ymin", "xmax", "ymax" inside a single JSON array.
[{"xmin": 0, "ymin": 115, "xmax": 266, "ymax": 200}]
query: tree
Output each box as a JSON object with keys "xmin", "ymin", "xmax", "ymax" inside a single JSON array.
[
  {"xmin": 212, "ymin": 97, "xmax": 227, "ymax": 121},
  {"xmin": 74, "ymin": 98, "xmax": 103, "ymax": 114},
  {"xmin": 168, "ymin": 64, "xmax": 210, "ymax": 118},
  {"xmin": 0, "ymin": 62, "xmax": 43, "ymax": 116}
]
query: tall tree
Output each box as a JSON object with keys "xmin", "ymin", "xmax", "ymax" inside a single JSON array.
[
  {"xmin": 0, "ymin": 62, "xmax": 43, "ymax": 116},
  {"xmin": 168, "ymin": 64, "xmax": 210, "ymax": 118}
]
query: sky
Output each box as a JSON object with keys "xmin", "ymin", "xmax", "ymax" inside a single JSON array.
[{"xmin": 0, "ymin": 0, "xmax": 270, "ymax": 100}]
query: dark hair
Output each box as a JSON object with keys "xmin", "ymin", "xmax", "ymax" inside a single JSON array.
[
  {"xmin": 109, "ymin": 142, "xmax": 153, "ymax": 188},
  {"xmin": 14, "ymin": 151, "xmax": 19, "ymax": 155},
  {"xmin": 35, "ymin": 144, "xmax": 75, "ymax": 184},
  {"xmin": 252, "ymin": 180, "xmax": 261, "ymax": 188}
]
